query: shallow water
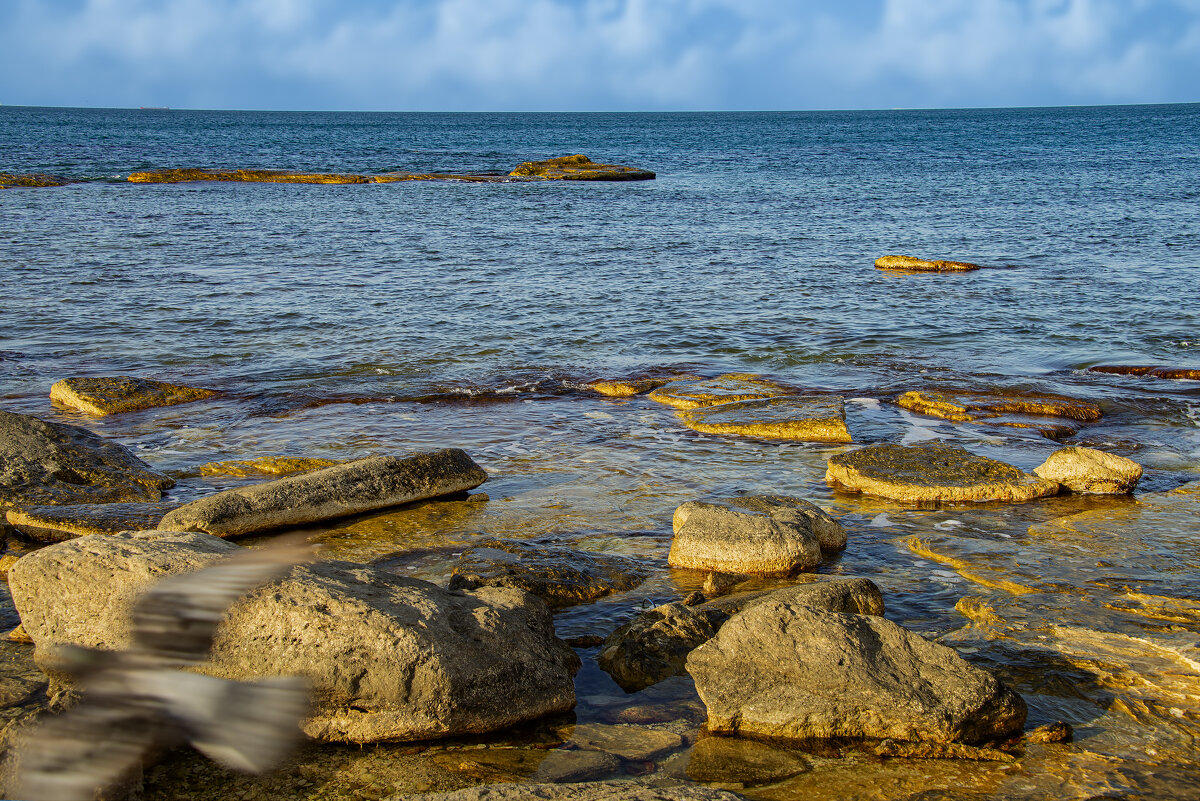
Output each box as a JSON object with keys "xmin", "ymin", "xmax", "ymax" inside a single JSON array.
[{"xmin": 2, "ymin": 104, "xmax": 1200, "ymax": 799}]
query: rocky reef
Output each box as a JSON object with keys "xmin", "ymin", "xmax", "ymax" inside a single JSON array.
[{"xmin": 875, "ymin": 254, "xmax": 983, "ymax": 272}]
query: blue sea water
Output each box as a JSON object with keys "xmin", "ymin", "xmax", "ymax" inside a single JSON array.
[{"xmin": 2, "ymin": 104, "xmax": 1200, "ymax": 799}]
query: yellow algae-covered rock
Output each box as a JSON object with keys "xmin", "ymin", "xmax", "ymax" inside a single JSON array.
[
  {"xmin": 508, "ymin": 154, "xmax": 655, "ymax": 181},
  {"xmin": 0, "ymin": 173, "xmax": 71, "ymax": 188},
  {"xmin": 679, "ymin": 395, "xmax": 851, "ymax": 443},
  {"xmin": 649, "ymin": 373, "xmax": 795, "ymax": 410},
  {"xmin": 1033, "ymin": 446, "xmax": 1142, "ymax": 494},
  {"xmin": 587, "ymin": 377, "xmax": 677, "ymax": 397},
  {"xmin": 198, "ymin": 456, "xmax": 339, "ymax": 478},
  {"xmin": 898, "ymin": 389, "xmax": 1101, "ymax": 423},
  {"xmin": 128, "ymin": 168, "xmax": 373, "ymax": 184},
  {"xmin": 1088, "ymin": 364, "xmax": 1200, "ymax": 381},
  {"xmin": 5, "ymin": 501, "xmax": 180, "ymax": 542},
  {"xmin": 826, "ymin": 442, "xmax": 1060, "ymax": 503},
  {"xmin": 50, "ymin": 376, "xmax": 216, "ymax": 416},
  {"xmin": 875, "ymin": 254, "xmax": 983, "ymax": 272}
]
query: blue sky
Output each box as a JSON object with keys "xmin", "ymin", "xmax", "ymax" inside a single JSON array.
[{"xmin": 2, "ymin": 0, "xmax": 1198, "ymax": 111}]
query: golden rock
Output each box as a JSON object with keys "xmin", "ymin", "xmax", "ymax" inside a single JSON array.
[
  {"xmin": 875, "ymin": 254, "xmax": 983, "ymax": 272},
  {"xmin": 678, "ymin": 395, "xmax": 851, "ymax": 442},
  {"xmin": 648, "ymin": 374, "xmax": 795, "ymax": 410},
  {"xmin": 50, "ymin": 376, "xmax": 216, "ymax": 416}
]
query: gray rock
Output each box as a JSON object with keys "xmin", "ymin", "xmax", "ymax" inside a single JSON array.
[
  {"xmin": 685, "ymin": 736, "xmax": 810, "ymax": 785},
  {"xmin": 387, "ymin": 780, "xmax": 747, "ymax": 800},
  {"xmin": 158, "ymin": 449, "xmax": 487, "ymax": 536},
  {"xmin": 1033, "ymin": 446, "xmax": 1142, "ymax": 494},
  {"xmin": 5, "ymin": 501, "xmax": 180, "ymax": 542},
  {"xmin": 9, "ymin": 531, "xmax": 579, "ymax": 743},
  {"xmin": 448, "ymin": 539, "xmax": 647, "ymax": 609},
  {"xmin": 687, "ymin": 602, "xmax": 1026, "ymax": 744},
  {"xmin": 669, "ymin": 495, "xmax": 845, "ymax": 575},
  {"xmin": 700, "ymin": 577, "xmax": 886, "ymax": 618},
  {"xmin": 0, "ymin": 409, "xmax": 174, "ymax": 509},
  {"xmin": 598, "ymin": 602, "xmax": 729, "ymax": 692}
]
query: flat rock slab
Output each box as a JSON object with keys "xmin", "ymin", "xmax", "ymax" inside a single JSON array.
[
  {"xmin": 875, "ymin": 254, "xmax": 982, "ymax": 272},
  {"xmin": 196, "ymin": 456, "xmax": 339, "ymax": 477},
  {"xmin": 448, "ymin": 539, "xmax": 647, "ymax": 609},
  {"xmin": 898, "ymin": 390, "xmax": 1100, "ymax": 438},
  {"xmin": 678, "ymin": 396, "xmax": 851, "ymax": 442},
  {"xmin": 687, "ymin": 602, "xmax": 1027, "ymax": 744},
  {"xmin": 158, "ymin": 448, "xmax": 487, "ymax": 536},
  {"xmin": 389, "ymin": 781, "xmax": 745, "ymax": 801},
  {"xmin": 569, "ymin": 723, "xmax": 684, "ymax": 761},
  {"xmin": 0, "ymin": 173, "xmax": 72, "ymax": 188},
  {"xmin": 0, "ymin": 410, "xmax": 174, "ymax": 509},
  {"xmin": 5, "ymin": 501, "xmax": 180, "ymax": 542},
  {"xmin": 686, "ymin": 736, "xmax": 811, "ymax": 785},
  {"xmin": 10, "ymin": 530, "xmax": 579, "ymax": 744},
  {"xmin": 1088, "ymin": 365, "xmax": 1200, "ymax": 381},
  {"xmin": 587, "ymin": 377, "xmax": 681, "ymax": 397},
  {"xmin": 1033, "ymin": 446, "xmax": 1142, "ymax": 494},
  {"xmin": 508, "ymin": 155, "xmax": 656, "ymax": 181},
  {"xmin": 648, "ymin": 374, "xmax": 795, "ymax": 410},
  {"xmin": 826, "ymin": 442, "xmax": 1060, "ymax": 503},
  {"xmin": 670, "ymin": 495, "xmax": 845, "ymax": 575},
  {"xmin": 49, "ymin": 376, "xmax": 217, "ymax": 416}
]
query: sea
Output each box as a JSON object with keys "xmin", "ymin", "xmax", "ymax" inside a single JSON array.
[{"xmin": 1, "ymin": 103, "xmax": 1199, "ymax": 800}]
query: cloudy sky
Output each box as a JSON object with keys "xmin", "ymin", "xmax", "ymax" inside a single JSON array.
[{"xmin": 1, "ymin": 0, "xmax": 1197, "ymax": 111}]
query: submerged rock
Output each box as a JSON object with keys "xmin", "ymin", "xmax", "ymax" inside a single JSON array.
[
  {"xmin": 687, "ymin": 602, "xmax": 1027, "ymax": 744},
  {"xmin": 196, "ymin": 455, "xmax": 339, "ymax": 478},
  {"xmin": 1026, "ymin": 721, "xmax": 1073, "ymax": 743},
  {"xmin": 897, "ymin": 389, "xmax": 1100, "ymax": 439},
  {"xmin": 669, "ymin": 495, "xmax": 844, "ymax": 575},
  {"xmin": 1087, "ymin": 365, "xmax": 1200, "ymax": 381},
  {"xmin": 390, "ymin": 780, "xmax": 745, "ymax": 800},
  {"xmin": 10, "ymin": 530, "xmax": 580, "ymax": 743},
  {"xmin": 49, "ymin": 376, "xmax": 217, "ymax": 416},
  {"xmin": 598, "ymin": 602, "xmax": 729, "ymax": 692},
  {"xmin": 678, "ymin": 396, "xmax": 851, "ymax": 443},
  {"xmin": 568, "ymin": 723, "xmax": 683, "ymax": 761},
  {"xmin": 648, "ymin": 374, "xmax": 795, "ymax": 410},
  {"xmin": 5, "ymin": 501, "xmax": 180, "ymax": 542},
  {"xmin": 508, "ymin": 155, "xmax": 655, "ymax": 181},
  {"xmin": 448, "ymin": 539, "xmax": 648, "ymax": 609},
  {"xmin": 875, "ymin": 254, "xmax": 982, "ymax": 272},
  {"xmin": 0, "ymin": 410, "xmax": 174, "ymax": 509},
  {"xmin": 686, "ymin": 736, "xmax": 812, "ymax": 785},
  {"xmin": 825, "ymin": 442, "xmax": 1060, "ymax": 503},
  {"xmin": 1033, "ymin": 446, "xmax": 1142, "ymax": 494},
  {"xmin": 0, "ymin": 173, "xmax": 71, "ymax": 188},
  {"xmin": 158, "ymin": 449, "xmax": 486, "ymax": 536}
]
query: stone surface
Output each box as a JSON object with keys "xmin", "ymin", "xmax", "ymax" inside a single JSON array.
[
  {"xmin": 0, "ymin": 409, "xmax": 174, "ymax": 509},
  {"xmin": 648, "ymin": 374, "xmax": 795, "ymax": 410},
  {"xmin": 196, "ymin": 456, "xmax": 339, "ymax": 477},
  {"xmin": 9, "ymin": 530, "xmax": 580, "ymax": 744},
  {"xmin": 598, "ymin": 602, "xmax": 729, "ymax": 691},
  {"xmin": 0, "ymin": 173, "xmax": 71, "ymax": 188},
  {"xmin": 1087, "ymin": 365, "xmax": 1200, "ymax": 381},
  {"xmin": 875, "ymin": 254, "xmax": 982, "ymax": 272},
  {"xmin": 158, "ymin": 449, "xmax": 487, "ymax": 536},
  {"xmin": 5, "ymin": 501, "xmax": 180, "ymax": 542},
  {"xmin": 49, "ymin": 376, "xmax": 217, "ymax": 416},
  {"xmin": 569, "ymin": 723, "xmax": 684, "ymax": 761},
  {"xmin": 587, "ymin": 378, "xmax": 676, "ymax": 397},
  {"xmin": 670, "ymin": 495, "xmax": 845, "ymax": 575},
  {"xmin": 685, "ymin": 736, "xmax": 811, "ymax": 785},
  {"xmin": 687, "ymin": 602, "xmax": 1027, "ymax": 744},
  {"xmin": 825, "ymin": 442, "xmax": 1060, "ymax": 503},
  {"xmin": 508, "ymin": 155, "xmax": 656, "ymax": 181},
  {"xmin": 1033, "ymin": 447, "xmax": 1142, "ymax": 494},
  {"xmin": 873, "ymin": 740, "xmax": 1015, "ymax": 761},
  {"xmin": 700, "ymin": 578, "xmax": 886, "ymax": 619},
  {"xmin": 897, "ymin": 390, "xmax": 1100, "ymax": 438},
  {"xmin": 1026, "ymin": 721, "xmax": 1073, "ymax": 743},
  {"xmin": 678, "ymin": 396, "xmax": 851, "ymax": 443},
  {"xmin": 448, "ymin": 539, "xmax": 647, "ymax": 609},
  {"xmin": 388, "ymin": 780, "xmax": 745, "ymax": 801}
]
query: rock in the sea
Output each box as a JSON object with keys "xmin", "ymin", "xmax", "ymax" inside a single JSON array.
[
  {"xmin": 598, "ymin": 602, "xmax": 729, "ymax": 692},
  {"xmin": 49, "ymin": 376, "xmax": 217, "ymax": 416},
  {"xmin": 686, "ymin": 736, "xmax": 811, "ymax": 785},
  {"xmin": 1026, "ymin": 721, "xmax": 1073, "ymax": 743},
  {"xmin": 669, "ymin": 495, "xmax": 844, "ymax": 575},
  {"xmin": 687, "ymin": 602, "xmax": 1026, "ymax": 744},
  {"xmin": 448, "ymin": 539, "xmax": 648, "ymax": 609},
  {"xmin": 508, "ymin": 155, "xmax": 656, "ymax": 181},
  {"xmin": 1087, "ymin": 365, "xmax": 1200, "ymax": 381},
  {"xmin": 825, "ymin": 442, "xmax": 1060, "ymax": 503},
  {"xmin": 678, "ymin": 396, "xmax": 851, "ymax": 443},
  {"xmin": 387, "ymin": 780, "xmax": 745, "ymax": 800},
  {"xmin": 10, "ymin": 530, "xmax": 580, "ymax": 743},
  {"xmin": 587, "ymin": 378, "xmax": 676, "ymax": 397},
  {"xmin": 197, "ymin": 455, "xmax": 339, "ymax": 477},
  {"xmin": 648, "ymin": 374, "xmax": 795, "ymax": 410},
  {"xmin": 0, "ymin": 173, "xmax": 71, "ymax": 188},
  {"xmin": 568, "ymin": 723, "xmax": 683, "ymax": 761},
  {"xmin": 897, "ymin": 390, "xmax": 1100, "ymax": 439},
  {"xmin": 0, "ymin": 410, "xmax": 174, "ymax": 509},
  {"xmin": 5, "ymin": 501, "xmax": 179, "ymax": 542},
  {"xmin": 158, "ymin": 449, "xmax": 486, "ymax": 536},
  {"xmin": 875, "ymin": 255, "xmax": 982, "ymax": 272},
  {"xmin": 701, "ymin": 577, "xmax": 886, "ymax": 619},
  {"xmin": 1033, "ymin": 446, "xmax": 1142, "ymax": 494}
]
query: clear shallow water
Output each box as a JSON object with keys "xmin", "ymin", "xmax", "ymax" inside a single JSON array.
[{"xmin": 2, "ymin": 104, "xmax": 1200, "ymax": 800}]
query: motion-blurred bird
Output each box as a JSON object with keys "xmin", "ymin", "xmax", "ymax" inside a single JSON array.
[{"xmin": 14, "ymin": 534, "xmax": 313, "ymax": 801}]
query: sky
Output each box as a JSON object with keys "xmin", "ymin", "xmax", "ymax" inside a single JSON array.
[{"xmin": 1, "ymin": 0, "xmax": 1198, "ymax": 112}]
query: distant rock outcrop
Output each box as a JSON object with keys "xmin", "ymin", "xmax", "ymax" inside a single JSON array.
[{"xmin": 875, "ymin": 254, "xmax": 983, "ymax": 272}]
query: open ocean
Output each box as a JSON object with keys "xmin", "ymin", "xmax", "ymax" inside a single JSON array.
[{"xmin": 2, "ymin": 103, "xmax": 1200, "ymax": 799}]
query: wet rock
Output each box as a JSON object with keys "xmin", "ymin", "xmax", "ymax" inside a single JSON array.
[
  {"xmin": 388, "ymin": 780, "xmax": 745, "ymax": 800},
  {"xmin": 1033, "ymin": 447, "xmax": 1142, "ymax": 494},
  {"xmin": 533, "ymin": 749, "xmax": 622, "ymax": 783},
  {"xmin": 10, "ymin": 530, "xmax": 580, "ymax": 743},
  {"xmin": 686, "ymin": 736, "xmax": 811, "ymax": 785},
  {"xmin": 897, "ymin": 390, "xmax": 1100, "ymax": 438},
  {"xmin": 448, "ymin": 539, "xmax": 648, "ymax": 609},
  {"xmin": 598, "ymin": 602, "xmax": 729, "ymax": 691},
  {"xmin": 1088, "ymin": 365, "xmax": 1200, "ymax": 381},
  {"xmin": 701, "ymin": 572, "xmax": 745, "ymax": 597},
  {"xmin": 875, "ymin": 255, "xmax": 982, "ymax": 272},
  {"xmin": 701, "ymin": 577, "xmax": 886, "ymax": 619},
  {"xmin": 5, "ymin": 501, "xmax": 180, "ymax": 542},
  {"xmin": 569, "ymin": 723, "xmax": 684, "ymax": 761},
  {"xmin": 158, "ymin": 449, "xmax": 487, "ymax": 537},
  {"xmin": 6, "ymin": 624, "xmax": 33, "ymax": 644},
  {"xmin": 508, "ymin": 155, "xmax": 656, "ymax": 181},
  {"xmin": 670, "ymin": 495, "xmax": 845, "ymax": 575},
  {"xmin": 196, "ymin": 456, "xmax": 339, "ymax": 477},
  {"xmin": 0, "ymin": 553, "xmax": 21, "ymax": 579},
  {"xmin": 687, "ymin": 602, "xmax": 1027, "ymax": 744},
  {"xmin": 678, "ymin": 396, "xmax": 851, "ymax": 443},
  {"xmin": 587, "ymin": 378, "xmax": 675, "ymax": 397},
  {"xmin": 825, "ymin": 442, "xmax": 1060, "ymax": 503},
  {"xmin": 872, "ymin": 739, "xmax": 1015, "ymax": 761},
  {"xmin": 648, "ymin": 374, "xmax": 795, "ymax": 410},
  {"xmin": 1026, "ymin": 721, "xmax": 1073, "ymax": 743},
  {"xmin": 0, "ymin": 409, "xmax": 174, "ymax": 509},
  {"xmin": 49, "ymin": 376, "xmax": 217, "ymax": 416},
  {"xmin": 0, "ymin": 173, "xmax": 71, "ymax": 188},
  {"xmin": 128, "ymin": 168, "xmax": 497, "ymax": 184}
]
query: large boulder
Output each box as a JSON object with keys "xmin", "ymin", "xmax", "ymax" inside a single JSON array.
[
  {"xmin": 158, "ymin": 449, "xmax": 487, "ymax": 536},
  {"xmin": 825, "ymin": 442, "xmax": 1059, "ymax": 503},
  {"xmin": 669, "ymin": 495, "xmax": 844, "ymax": 575},
  {"xmin": 1033, "ymin": 446, "xmax": 1142, "ymax": 494},
  {"xmin": 648, "ymin": 374, "xmax": 794, "ymax": 410},
  {"xmin": 9, "ymin": 531, "xmax": 580, "ymax": 743},
  {"xmin": 49, "ymin": 376, "xmax": 216, "ymax": 416},
  {"xmin": 687, "ymin": 601, "xmax": 1026, "ymax": 744},
  {"xmin": 0, "ymin": 410, "xmax": 174, "ymax": 509},
  {"xmin": 448, "ymin": 539, "xmax": 647, "ymax": 609},
  {"xmin": 874, "ymin": 254, "xmax": 982, "ymax": 272},
  {"xmin": 701, "ymin": 577, "xmax": 886, "ymax": 619},
  {"xmin": 5, "ymin": 501, "xmax": 179, "ymax": 542},
  {"xmin": 677, "ymin": 396, "xmax": 851, "ymax": 443}
]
